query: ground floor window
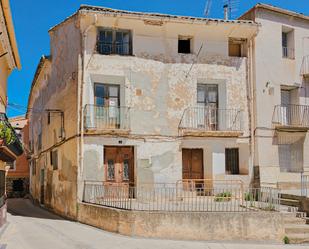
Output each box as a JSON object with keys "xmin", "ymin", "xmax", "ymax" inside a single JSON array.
[
  {"xmin": 225, "ymin": 148, "xmax": 239, "ymax": 175},
  {"xmin": 279, "ymin": 140, "xmax": 303, "ymax": 173}
]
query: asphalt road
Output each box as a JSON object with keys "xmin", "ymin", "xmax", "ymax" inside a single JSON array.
[{"xmin": 0, "ymin": 198, "xmax": 308, "ymax": 249}]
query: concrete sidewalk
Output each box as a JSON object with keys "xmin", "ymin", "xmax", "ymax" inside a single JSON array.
[{"xmin": 0, "ymin": 199, "xmax": 308, "ymax": 249}]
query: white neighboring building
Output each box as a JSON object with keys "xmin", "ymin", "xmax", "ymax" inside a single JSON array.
[{"xmin": 240, "ymin": 4, "xmax": 309, "ymax": 193}]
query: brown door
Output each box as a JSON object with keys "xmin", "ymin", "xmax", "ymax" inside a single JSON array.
[
  {"xmin": 182, "ymin": 149, "xmax": 204, "ymax": 180},
  {"xmin": 104, "ymin": 146, "xmax": 134, "ymax": 186}
]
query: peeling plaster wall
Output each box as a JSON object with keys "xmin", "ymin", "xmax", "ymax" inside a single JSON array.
[
  {"xmin": 29, "ymin": 17, "xmax": 81, "ymax": 219},
  {"xmin": 79, "ymin": 13, "xmax": 253, "ymax": 194}
]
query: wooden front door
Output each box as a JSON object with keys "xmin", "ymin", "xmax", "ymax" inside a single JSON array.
[
  {"xmin": 104, "ymin": 146, "xmax": 134, "ymax": 185},
  {"xmin": 182, "ymin": 149, "xmax": 204, "ymax": 180}
]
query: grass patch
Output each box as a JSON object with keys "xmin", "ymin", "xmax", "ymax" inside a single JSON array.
[{"xmin": 214, "ymin": 192, "xmax": 232, "ymax": 202}]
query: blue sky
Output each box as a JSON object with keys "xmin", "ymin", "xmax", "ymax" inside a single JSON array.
[{"xmin": 6, "ymin": 0, "xmax": 309, "ymax": 117}]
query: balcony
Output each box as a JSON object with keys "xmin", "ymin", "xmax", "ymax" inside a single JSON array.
[
  {"xmin": 301, "ymin": 55, "xmax": 309, "ymax": 76},
  {"xmin": 97, "ymin": 42, "xmax": 131, "ymax": 56},
  {"xmin": 282, "ymin": 47, "xmax": 295, "ymax": 60},
  {"xmin": 179, "ymin": 107, "xmax": 243, "ymax": 136},
  {"xmin": 84, "ymin": 105, "xmax": 130, "ymax": 133},
  {"xmin": 272, "ymin": 105, "xmax": 309, "ymax": 130},
  {"xmin": 0, "ymin": 113, "xmax": 23, "ymax": 162}
]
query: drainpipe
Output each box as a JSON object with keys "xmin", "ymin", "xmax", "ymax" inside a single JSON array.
[
  {"xmin": 248, "ymin": 28, "xmax": 259, "ymax": 187},
  {"xmin": 78, "ymin": 14, "xmax": 97, "ymax": 205}
]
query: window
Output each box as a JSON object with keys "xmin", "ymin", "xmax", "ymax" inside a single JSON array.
[
  {"xmin": 6, "ymin": 161, "xmax": 16, "ymax": 170},
  {"xmin": 47, "ymin": 112, "xmax": 51, "ymax": 125},
  {"xmin": 228, "ymin": 38, "xmax": 245, "ymax": 57},
  {"xmin": 38, "ymin": 132, "xmax": 42, "ymax": 151},
  {"xmin": 50, "ymin": 150, "xmax": 58, "ymax": 170},
  {"xmin": 31, "ymin": 160, "xmax": 36, "ymax": 176},
  {"xmin": 279, "ymin": 140, "xmax": 303, "ymax": 173},
  {"xmin": 225, "ymin": 148, "xmax": 239, "ymax": 175},
  {"xmin": 282, "ymin": 27, "xmax": 295, "ymax": 59},
  {"xmin": 97, "ymin": 29, "xmax": 132, "ymax": 55},
  {"xmin": 197, "ymin": 84, "xmax": 218, "ymax": 108},
  {"xmin": 178, "ymin": 36, "xmax": 192, "ymax": 54},
  {"xmin": 107, "ymin": 159, "xmax": 115, "ymax": 180},
  {"xmin": 94, "ymin": 84, "xmax": 120, "ymax": 107}
]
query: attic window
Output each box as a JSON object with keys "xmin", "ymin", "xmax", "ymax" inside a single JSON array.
[
  {"xmin": 229, "ymin": 38, "xmax": 246, "ymax": 57},
  {"xmin": 178, "ymin": 36, "xmax": 191, "ymax": 54}
]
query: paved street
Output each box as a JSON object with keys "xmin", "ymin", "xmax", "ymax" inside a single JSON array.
[{"xmin": 0, "ymin": 199, "xmax": 308, "ymax": 249}]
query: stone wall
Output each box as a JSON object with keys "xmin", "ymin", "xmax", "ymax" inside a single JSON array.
[{"xmin": 78, "ymin": 202, "xmax": 285, "ymax": 242}]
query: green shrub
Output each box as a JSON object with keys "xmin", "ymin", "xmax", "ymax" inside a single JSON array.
[
  {"xmin": 244, "ymin": 192, "xmax": 254, "ymax": 201},
  {"xmin": 214, "ymin": 191, "xmax": 232, "ymax": 202},
  {"xmin": 0, "ymin": 122, "xmax": 15, "ymax": 145},
  {"xmin": 283, "ymin": 236, "xmax": 290, "ymax": 244}
]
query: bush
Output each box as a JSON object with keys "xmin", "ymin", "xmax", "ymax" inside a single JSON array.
[
  {"xmin": 244, "ymin": 192, "xmax": 254, "ymax": 201},
  {"xmin": 214, "ymin": 191, "xmax": 232, "ymax": 202},
  {"xmin": 0, "ymin": 122, "xmax": 15, "ymax": 145},
  {"xmin": 283, "ymin": 236, "xmax": 290, "ymax": 244}
]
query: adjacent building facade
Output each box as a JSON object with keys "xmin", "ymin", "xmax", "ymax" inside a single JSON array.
[
  {"xmin": 6, "ymin": 116, "xmax": 29, "ymax": 198},
  {"xmin": 240, "ymin": 4, "xmax": 309, "ymax": 194},
  {"xmin": 0, "ymin": 0, "xmax": 22, "ymax": 227},
  {"xmin": 27, "ymin": 5, "xmax": 258, "ymax": 218}
]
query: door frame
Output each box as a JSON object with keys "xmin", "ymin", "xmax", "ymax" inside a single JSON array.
[
  {"xmin": 103, "ymin": 146, "xmax": 135, "ymax": 186},
  {"xmin": 182, "ymin": 148, "xmax": 204, "ymax": 180}
]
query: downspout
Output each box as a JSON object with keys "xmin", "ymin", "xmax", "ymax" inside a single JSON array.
[
  {"xmin": 78, "ymin": 13, "xmax": 97, "ymax": 205},
  {"xmin": 248, "ymin": 27, "xmax": 259, "ymax": 187}
]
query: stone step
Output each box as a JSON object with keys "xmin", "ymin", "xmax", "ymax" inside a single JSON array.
[
  {"xmin": 285, "ymin": 224, "xmax": 309, "ymax": 234},
  {"xmin": 284, "ymin": 217, "xmax": 307, "ymax": 225},
  {"xmin": 280, "ymin": 198, "xmax": 300, "ymax": 207},
  {"xmin": 281, "ymin": 194, "xmax": 305, "ymax": 201},
  {"xmin": 285, "ymin": 233, "xmax": 309, "ymax": 244}
]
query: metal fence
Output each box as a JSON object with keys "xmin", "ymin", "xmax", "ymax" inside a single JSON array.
[
  {"xmin": 272, "ymin": 104, "xmax": 309, "ymax": 128},
  {"xmin": 84, "ymin": 105, "xmax": 130, "ymax": 130},
  {"xmin": 179, "ymin": 107, "xmax": 243, "ymax": 132},
  {"xmin": 83, "ymin": 181, "xmax": 280, "ymax": 212}
]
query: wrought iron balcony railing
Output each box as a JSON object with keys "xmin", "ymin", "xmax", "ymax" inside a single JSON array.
[
  {"xmin": 84, "ymin": 105, "xmax": 130, "ymax": 130},
  {"xmin": 282, "ymin": 47, "xmax": 295, "ymax": 59},
  {"xmin": 272, "ymin": 104, "xmax": 309, "ymax": 128},
  {"xmin": 179, "ymin": 107, "xmax": 243, "ymax": 132},
  {"xmin": 97, "ymin": 42, "xmax": 131, "ymax": 56}
]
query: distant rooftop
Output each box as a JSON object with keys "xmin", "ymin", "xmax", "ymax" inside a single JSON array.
[{"xmin": 239, "ymin": 3, "xmax": 309, "ymax": 22}]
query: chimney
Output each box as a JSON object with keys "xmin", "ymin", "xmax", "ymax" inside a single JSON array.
[{"xmin": 224, "ymin": 4, "xmax": 229, "ymax": 20}]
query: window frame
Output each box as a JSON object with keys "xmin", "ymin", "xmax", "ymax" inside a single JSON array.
[
  {"xmin": 225, "ymin": 148, "xmax": 240, "ymax": 175},
  {"xmin": 97, "ymin": 28, "xmax": 133, "ymax": 56}
]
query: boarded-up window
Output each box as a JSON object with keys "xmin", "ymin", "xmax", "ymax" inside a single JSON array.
[
  {"xmin": 228, "ymin": 38, "xmax": 244, "ymax": 57},
  {"xmin": 225, "ymin": 148, "xmax": 239, "ymax": 175},
  {"xmin": 50, "ymin": 150, "xmax": 58, "ymax": 170}
]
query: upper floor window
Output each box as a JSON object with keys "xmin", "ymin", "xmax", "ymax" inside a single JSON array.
[
  {"xmin": 178, "ymin": 36, "xmax": 192, "ymax": 54},
  {"xmin": 97, "ymin": 29, "xmax": 132, "ymax": 56},
  {"xmin": 282, "ymin": 27, "xmax": 295, "ymax": 59},
  {"xmin": 94, "ymin": 83, "xmax": 120, "ymax": 107},
  {"xmin": 228, "ymin": 38, "xmax": 246, "ymax": 57},
  {"xmin": 197, "ymin": 84, "xmax": 218, "ymax": 108}
]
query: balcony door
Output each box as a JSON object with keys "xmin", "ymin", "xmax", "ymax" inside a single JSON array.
[
  {"xmin": 94, "ymin": 83, "xmax": 120, "ymax": 128},
  {"xmin": 281, "ymin": 89, "xmax": 291, "ymax": 125},
  {"xmin": 197, "ymin": 84, "xmax": 218, "ymax": 130}
]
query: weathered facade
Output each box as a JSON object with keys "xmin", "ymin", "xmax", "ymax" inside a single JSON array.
[
  {"xmin": 240, "ymin": 4, "xmax": 309, "ymax": 194},
  {"xmin": 0, "ymin": 0, "xmax": 22, "ymax": 227},
  {"xmin": 27, "ymin": 5, "xmax": 258, "ymax": 218}
]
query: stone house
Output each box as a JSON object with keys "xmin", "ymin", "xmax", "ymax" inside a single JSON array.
[
  {"xmin": 239, "ymin": 4, "xmax": 309, "ymax": 194},
  {"xmin": 0, "ymin": 0, "xmax": 22, "ymax": 227},
  {"xmin": 6, "ymin": 116, "xmax": 29, "ymax": 198},
  {"xmin": 27, "ymin": 5, "xmax": 259, "ymax": 218}
]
